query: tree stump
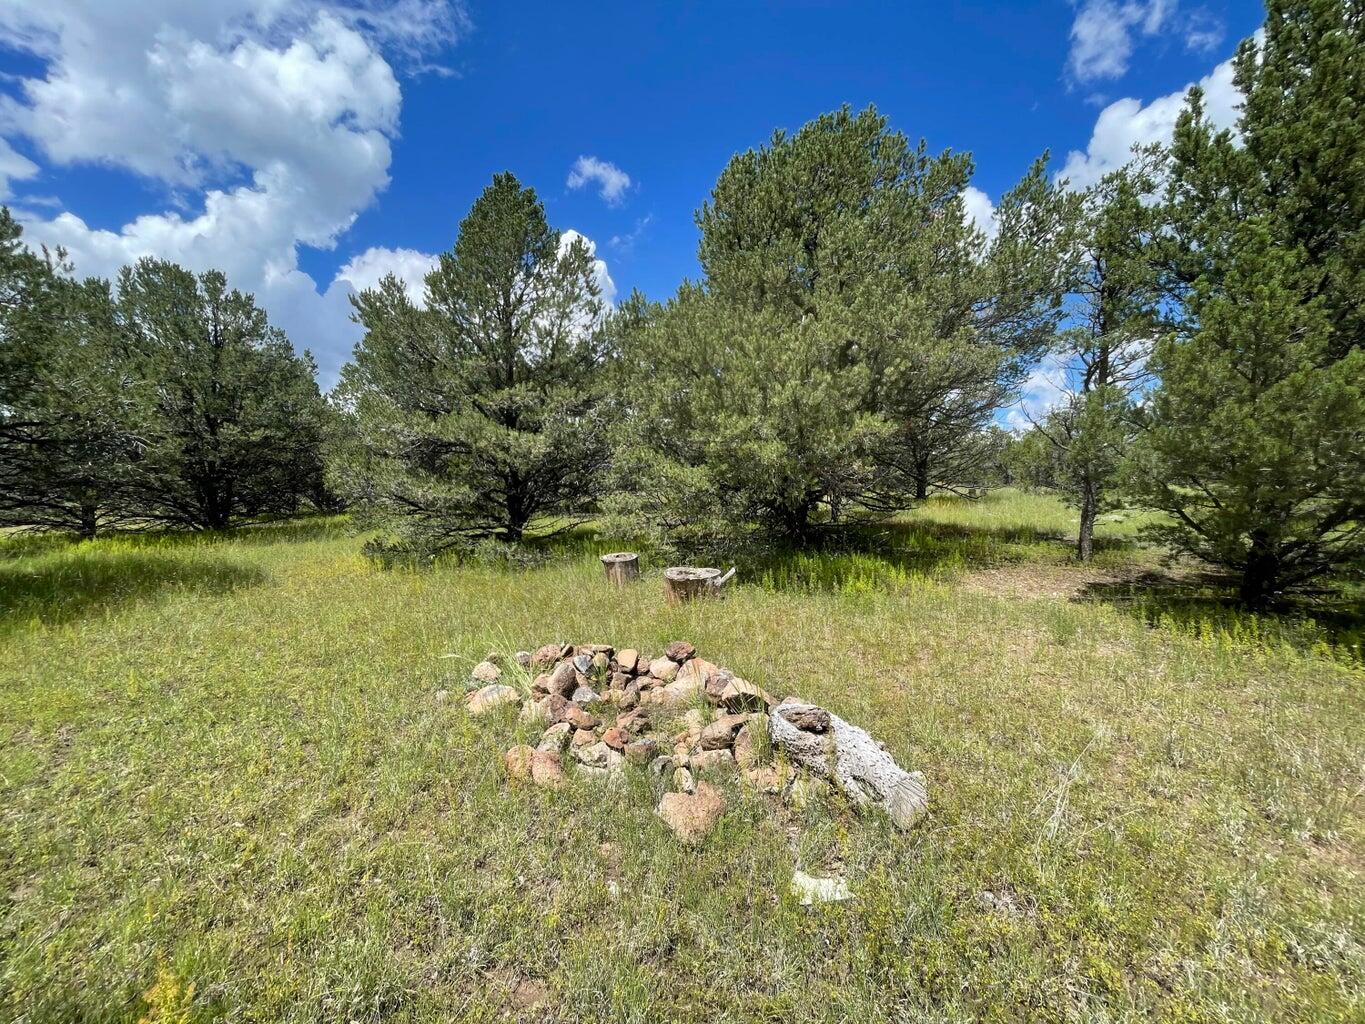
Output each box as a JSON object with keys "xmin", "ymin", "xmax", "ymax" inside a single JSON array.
[
  {"xmin": 600, "ymin": 551, "xmax": 641, "ymax": 587},
  {"xmin": 663, "ymin": 566, "xmax": 735, "ymax": 606}
]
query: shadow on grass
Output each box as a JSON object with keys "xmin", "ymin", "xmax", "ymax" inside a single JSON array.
[
  {"xmin": 1076, "ymin": 571, "xmax": 1365, "ymax": 666},
  {"xmin": 0, "ymin": 550, "xmax": 268, "ymax": 631}
]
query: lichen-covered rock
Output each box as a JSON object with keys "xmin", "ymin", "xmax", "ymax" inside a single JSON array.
[
  {"xmin": 625, "ymin": 737, "xmax": 661, "ymax": 765},
  {"xmin": 673, "ymin": 765, "xmax": 695, "ymax": 793},
  {"xmin": 689, "ymin": 748, "xmax": 736, "ymax": 773},
  {"xmin": 538, "ymin": 722, "xmax": 572, "ymax": 753},
  {"xmin": 656, "ymin": 782, "xmax": 724, "ymax": 844},
  {"xmin": 576, "ymin": 741, "xmax": 624, "ymax": 772},
  {"xmin": 467, "ymin": 684, "xmax": 521, "ymax": 716},
  {"xmin": 768, "ymin": 701, "xmax": 928, "ymax": 829},
  {"xmin": 571, "ymin": 686, "xmax": 600, "ymax": 705}
]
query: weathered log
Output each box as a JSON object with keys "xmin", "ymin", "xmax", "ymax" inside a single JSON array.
[
  {"xmin": 600, "ymin": 551, "xmax": 641, "ymax": 587},
  {"xmin": 768, "ymin": 700, "xmax": 928, "ymax": 830},
  {"xmin": 663, "ymin": 566, "xmax": 736, "ymax": 606}
]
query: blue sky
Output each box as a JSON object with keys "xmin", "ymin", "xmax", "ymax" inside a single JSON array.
[{"xmin": 0, "ymin": 1, "xmax": 1264, "ymax": 394}]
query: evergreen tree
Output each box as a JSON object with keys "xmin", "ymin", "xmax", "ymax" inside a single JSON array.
[
  {"xmin": 116, "ymin": 259, "xmax": 328, "ymax": 531},
  {"xmin": 1128, "ymin": 1, "xmax": 1365, "ymax": 607},
  {"xmin": 0, "ymin": 210, "xmax": 134, "ymax": 537},
  {"xmin": 334, "ymin": 173, "xmax": 609, "ymax": 553},
  {"xmin": 1038, "ymin": 161, "xmax": 1162, "ymax": 560}
]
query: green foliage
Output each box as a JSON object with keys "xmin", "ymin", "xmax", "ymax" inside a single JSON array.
[
  {"xmin": 116, "ymin": 259, "xmax": 329, "ymax": 531},
  {"xmin": 0, "ymin": 210, "xmax": 135, "ymax": 536},
  {"xmin": 335, "ymin": 173, "xmax": 609, "ymax": 555},
  {"xmin": 1129, "ymin": 2, "xmax": 1365, "ymax": 607},
  {"xmin": 610, "ymin": 106, "xmax": 1075, "ymax": 551}
]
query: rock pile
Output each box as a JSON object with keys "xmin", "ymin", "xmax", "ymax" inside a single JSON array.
[{"xmin": 463, "ymin": 642, "xmax": 928, "ymax": 845}]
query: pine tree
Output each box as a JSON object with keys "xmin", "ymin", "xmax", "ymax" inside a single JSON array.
[
  {"xmin": 1128, "ymin": 1, "xmax": 1365, "ymax": 607},
  {"xmin": 334, "ymin": 173, "xmax": 609, "ymax": 554},
  {"xmin": 116, "ymin": 259, "xmax": 328, "ymax": 531}
]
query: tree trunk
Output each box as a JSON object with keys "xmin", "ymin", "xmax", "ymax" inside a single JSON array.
[
  {"xmin": 1239, "ymin": 532, "xmax": 1281, "ymax": 610},
  {"xmin": 77, "ymin": 500, "xmax": 98, "ymax": 540},
  {"xmin": 664, "ymin": 566, "xmax": 731, "ymax": 606},
  {"xmin": 1077, "ymin": 476, "xmax": 1097, "ymax": 561},
  {"xmin": 913, "ymin": 457, "xmax": 930, "ymax": 501},
  {"xmin": 601, "ymin": 552, "xmax": 640, "ymax": 587}
]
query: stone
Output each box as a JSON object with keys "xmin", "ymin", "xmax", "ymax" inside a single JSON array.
[
  {"xmin": 665, "ymin": 640, "xmax": 696, "ymax": 662},
  {"xmin": 572, "ymin": 653, "xmax": 592, "ymax": 675},
  {"xmin": 615, "ymin": 707, "xmax": 649, "ymax": 734},
  {"xmin": 769, "ymin": 701, "xmax": 928, "ymax": 830},
  {"xmin": 572, "ymin": 728, "xmax": 596, "ymax": 748},
  {"xmin": 675, "ymin": 657, "xmax": 720, "ymax": 695},
  {"xmin": 649, "ymin": 755, "xmax": 677, "ymax": 780},
  {"xmin": 576, "ymin": 741, "xmax": 624, "ymax": 771},
  {"xmin": 733, "ymin": 723, "xmax": 762, "ymax": 768},
  {"xmin": 776, "ymin": 704, "xmax": 831, "ymax": 733},
  {"xmin": 642, "ymin": 679, "xmax": 703, "ymax": 711},
  {"xmin": 720, "ymin": 678, "xmax": 776, "ymax": 713},
  {"xmin": 618, "ymin": 688, "xmax": 639, "ymax": 711},
  {"xmin": 530, "ymin": 751, "xmax": 566, "ymax": 790},
  {"xmin": 689, "ymin": 748, "xmax": 736, "ymax": 773},
  {"xmin": 548, "ymin": 661, "xmax": 577, "ymax": 697},
  {"xmin": 656, "ymin": 782, "xmax": 725, "ymax": 845},
  {"xmin": 673, "ymin": 765, "xmax": 695, "ymax": 793},
  {"xmin": 503, "ymin": 744, "xmax": 535, "ymax": 781},
  {"xmin": 530, "ymin": 643, "xmax": 567, "ymax": 670},
  {"xmin": 602, "ymin": 727, "xmax": 628, "ymax": 751},
  {"xmin": 466, "ymin": 684, "xmax": 521, "ymax": 717},
  {"xmin": 530, "ymin": 673, "xmax": 553, "ymax": 696},
  {"xmin": 610, "ymin": 672, "xmax": 631, "ymax": 690},
  {"xmin": 648, "ymin": 657, "xmax": 679, "ymax": 683},
  {"xmin": 471, "ymin": 660, "xmax": 502, "ymax": 684},
  {"xmin": 742, "ymin": 764, "xmax": 787, "ymax": 793},
  {"xmin": 590, "ymin": 651, "xmax": 611, "ymax": 677},
  {"xmin": 514, "ymin": 650, "xmax": 532, "ymax": 668},
  {"xmin": 571, "ymin": 686, "xmax": 600, "ymax": 705},
  {"xmin": 538, "ymin": 722, "xmax": 572, "ymax": 753},
  {"xmin": 624, "ymin": 737, "xmax": 661, "ymax": 765},
  {"xmin": 699, "ymin": 713, "xmax": 749, "ymax": 750},
  {"xmin": 587, "ymin": 644, "xmax": 614, "ymax": 655},
  {"xmin": 681, "ymin": 708, "xmax": 707, "ymax": 744},
  {"xmin": 616, "ymin": 649, "xmax": 639, "ymax": 674},
  {"xmin": 791, "ymin": 870, "xmax": 852, "ymax": 905},
  {"xmin": 540, "ymin": 693, "xmax": 597, "ymax": 730}
]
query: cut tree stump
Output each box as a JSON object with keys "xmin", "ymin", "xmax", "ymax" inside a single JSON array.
[
  {"xmin": 600, "ymin": 552, "xmax": 641, "ymax": 587},
  {"xmin": 663, "ymin": 566, "xmax": 735, "ymax": 606}
]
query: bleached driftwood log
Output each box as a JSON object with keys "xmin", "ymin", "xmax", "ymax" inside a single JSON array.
[{"xmin": 768, "ymin": 700, "xmax": 928, "ymax": 829}]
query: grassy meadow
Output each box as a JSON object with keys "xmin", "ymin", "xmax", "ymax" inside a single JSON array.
[{"xmin": 1, "ymin": 490, "xmax": 1361, "ymax": 1023}]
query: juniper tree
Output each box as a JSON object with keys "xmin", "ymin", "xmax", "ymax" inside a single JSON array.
[
  {"xmin": 334, "ymin": 173, "xmax": 609, "ymax": 553},
  {"xmin": 116, "ymin": 259, "xmax": 328, "ymax": 531},
  {"xmin": 1128, "ymin": 0, "xmax": 1365, "ymax": 607}
]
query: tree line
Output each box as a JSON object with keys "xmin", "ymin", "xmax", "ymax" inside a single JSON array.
[{"xmin": 2, "ymin": 0, "xmax": 1360, "ymax": 610}]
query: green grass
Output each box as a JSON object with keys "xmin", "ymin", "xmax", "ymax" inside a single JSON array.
[{"xmin": 1, "ymin": 493, "xmax": 1361, "ymax": 1022}]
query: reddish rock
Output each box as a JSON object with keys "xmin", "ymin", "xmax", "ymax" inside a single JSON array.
[
  {"xmin": 615, "ymin": 708, "xmax": 650, "ymax": 734},
  {"xmin": 530, "ymin": 751, "xmax": 566, "ymax": 789},
  {"xmin": 656, "ymin": 782, "xmax": 725, "ymax": 844},
  {"xmin": 572, "ymin": 728, "xmax": 596, "ymax": 748},
  {"xmin": 665, "ymin": 641, "xmax": 696, "ymax": 662},
  {"xmin": 504, "ymin": 744, "xmax": 536, "ymax": 781},
  {"xmin": 616, "ymin": 648, "xmax": 640, "ymax": 674},
  {"xmin": 675, "ymin": 657, "xmax": 719, "ymax": 695},
  {"xmin": 602, "ymin": 727, "xmax": 628, "ymax": 751},
  {"xmin": 776, "ymin": 704, "xmax": 831, "ymax": 733},
  {"xmin": 466, "ymin": 684, "xmax": 521, "ymax": 717},
  {"xmin": 720, "ymin": 678, "xmax": 776, "ymax": 713},
  {"xmin": 610, "ymin": 672, "xmax": 631, "ymax": 690},
  {"xmin": 548, "ymin": 660, "xmax": 577, "ymax": 697},
  {"xmin": 624, "ymin": 737, "xmax": 661, "ymax": 765},
  {"xmin": 699, "ymin": 713, "xmax": 750, "ymax": 750},
  {"xmin": 530, "ymin": 643, "xmax": 568, "ymax": 670},
  {"xmin": 530, "ymin": 673, "xmax": 553, "ymax": 696}
]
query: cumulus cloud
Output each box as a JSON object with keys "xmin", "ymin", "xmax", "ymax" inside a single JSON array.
[
  {"xmin": 566, "ymin": 155, "xmax": 632, "ymax": 205},
  {"xmin": 560, "ymin": 229, "xmax": 616, "ymax": 305},
  {"xmin": 337, "ymin": 245, "xmax": 438, "ymax": 303},
  {"xmin": 1059, "ymin": 42, "xmax": 1244, "ymax": 189},
  {"xmin": 1005, "ymin": 354, "xmax": 1072, "ymax": 432},
  {"xmin": 0, "ymin": 140, "xmax": 39, "ymax": 200},
  {"xmin": 0, "ymin": 1, "xmax": 464, "ymax": 386},
  {"xmin": 1067, "ymin": 0, "xmax": 1176, "ymax": 84},
  {"xmin": 962, "ymin": 186, "xmax": 998, "ymax": 242}
]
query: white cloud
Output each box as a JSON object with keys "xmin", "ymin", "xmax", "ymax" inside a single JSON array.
[
  {"xmin": 566, "ymin": 155, "xmax": 632, "ymax": 205},
  {"xmin": 336, "ymin": 245, "xmax": 437, "ymax": 303},
  {"xmin": 0, "ymin": 140, "xmax": 38, "ymax": 200},
  {"xmin": 560, "ymin": 229, "xmax": 616, "ymax": 305},
  {"xmin": 0, "ymin": 1, "xmax": 464, "ymax": 387},
  {"xmin": 1059, "ymin": 43, "xmax": 1244, "ymax": 189},
  {"xmin": 962, "ymin": 186, "xmax": 998, "ymax": 242},
  {"xmin": 1067, "ymin": 0, "xmax": 1176, "ymax": 84},
  {"xmin": 1005, "ymin": 354, "xmax": 1071, "ymax": 432}
]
